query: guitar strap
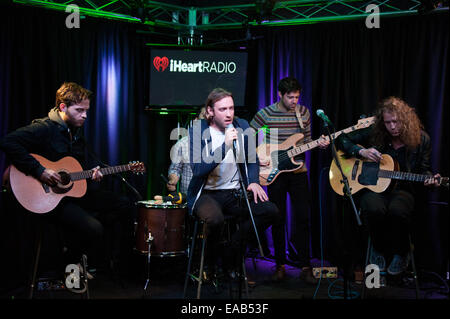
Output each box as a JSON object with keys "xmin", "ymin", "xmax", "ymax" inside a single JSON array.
[
  {"xmin": 294, "ymin": 105, "xmax": 307, "ymax": 173},
  {"xmin": 295, "ymin": 105, "xmax": 305, "ymax": 131}
]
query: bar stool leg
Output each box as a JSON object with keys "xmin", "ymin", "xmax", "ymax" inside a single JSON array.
[
  {"xmin": 196, "ymin": 223, "xmax": 207, "ymax": 299},
  {"xmin": 409, "ymin": 234, "xmax": 420, "ymax": 299},
  {"xmin": 29, "ymin": 223, "xmax": 42, "ymax": 299},
  {"xmin": 361, "ymin": 236, "xmax": 372, "ymax": 299},
  {"xmin": 241, "ymin": 255, "xmax": 249, "ymax": 298},
  {"xmin": 183, "ymin": 219, "xmax": 198, "ymax": 298}
]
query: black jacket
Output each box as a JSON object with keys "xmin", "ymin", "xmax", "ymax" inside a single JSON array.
[
  {"xmin": 335, "ymin": 126, "xmax": 433, "ymax": 176},
  {"xmin": 187, "ymin": 118, "xmax": 259, "ymax": 214},
  {"xmin": 0, "ymin": 108, "xmax": 87, "ymax": 179}
]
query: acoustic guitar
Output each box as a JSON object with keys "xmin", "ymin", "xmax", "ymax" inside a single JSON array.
[
  {"xmin": 329, "ymin": 151, "xmax": 449, "ymax": 195},
  {"xmin": 4, "ymin": 154, "xmax": 146, "ymax": 213},
  {"xmin": 257, "ymin": 117, "xmax": 375, "ymax": 186}
]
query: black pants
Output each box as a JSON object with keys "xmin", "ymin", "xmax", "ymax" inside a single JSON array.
[
  {"xmin": 49, "ymin": 188, "xmax": 135, "ymax": 269},
  {"xmin": 194, "ymin": 189, "xmax": 280, "ymax": 269},
  {"xmin": 267, "ymin": 172, "xmax": 312, "ymax": 267},
  {"xmin": 359, "ymin": 189, "xmax": 414, "ymax": 257}
]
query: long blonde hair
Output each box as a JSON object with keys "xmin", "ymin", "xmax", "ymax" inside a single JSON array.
[{"xmin": 371, "ymin": 97, "xmax": 423, "ymax": 149}]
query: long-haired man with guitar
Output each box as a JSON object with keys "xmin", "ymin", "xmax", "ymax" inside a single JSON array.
[
  {"xmin": 250, "ymin": 77, "xmax": 329, "ymax": 282},
  {"xmin": 335, "ymin": 96, "xmax": 442, "ymax": 276},
  {"xmin": 0, "ymin": 82, "xmax": 136, "ymax": 282}
]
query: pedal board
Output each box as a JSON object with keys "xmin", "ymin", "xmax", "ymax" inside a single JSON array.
[{"xmin": 312, "ymin": 267, "xmax": 338, "ymax": 279}]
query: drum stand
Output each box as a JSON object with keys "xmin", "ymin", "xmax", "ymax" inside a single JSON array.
[{"xmin": 142, "ymin": 231, "xmax": 154, "ymax": 298}]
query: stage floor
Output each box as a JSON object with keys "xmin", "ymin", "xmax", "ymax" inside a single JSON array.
[{"xmin": 3, "ymin": 253, "xmax": 447, "ymax": 301}]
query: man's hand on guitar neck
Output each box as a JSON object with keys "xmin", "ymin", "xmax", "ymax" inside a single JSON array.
[
  {"xmin": 91, "ymin": 166, "xmax": 103, "ymax": 182},
  {"xmin": 425, "ymin": 173, "xmax": 441, "ymax": 187},
  {"xmin": 40, "ymin": 168, "xmax": 62, "ymax": 186},
  {"xmin": 318, "ymin": 135, "xmax": 330, "ymax": 149}
]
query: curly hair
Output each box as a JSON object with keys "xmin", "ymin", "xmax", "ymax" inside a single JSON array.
[{"xmin": 371, "ymin": 97, "xmax": 423, "ymax": 149}]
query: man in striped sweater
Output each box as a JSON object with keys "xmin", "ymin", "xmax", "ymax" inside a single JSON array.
[{"xmin": 250, "ymin": 77, "xmax": 329, "ymax": 282}]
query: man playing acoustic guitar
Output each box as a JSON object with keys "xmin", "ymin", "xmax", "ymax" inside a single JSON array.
[
  {"xmin": 335, "ymin": 96, "xmax": 442, "ymax": 276},
  {"xmin": 0, "ymin": 82, "xmax": 135, "ymax": 283}
]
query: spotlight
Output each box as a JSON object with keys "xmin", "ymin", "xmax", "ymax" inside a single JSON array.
[{"xmin": 418, "ymin": 0, "xmax": 448, "ymax": 13}]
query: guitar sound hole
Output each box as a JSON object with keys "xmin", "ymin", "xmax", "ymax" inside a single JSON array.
[{"xmin": 58, "ymin": 172, "xmax": 71, "ymax": 186}]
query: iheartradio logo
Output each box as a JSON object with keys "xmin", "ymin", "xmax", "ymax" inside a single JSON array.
[
  {"xmin": 153, "ymin": 56, "xmax": 237, "ymax": 74},
  {"xmin": 153, "ymin": 56, "xmax": 169, "ymax": 72}
]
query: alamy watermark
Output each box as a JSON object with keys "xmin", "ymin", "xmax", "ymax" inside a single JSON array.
[
  {"xmin": 365, "ymin": 264, "xmax": 382, "ymax": 288},
  {"xmin": 168, "ymin": 124, "xmax": 279, "ymax": 166},
  {"xmin": 65, "ymin": 263, "xmax": 81, "ymax": 289},
  {"xmin": 365, "ymin": 4, "xmax": 380, "ymax": 29},
  {"xmin": 65, "ymin": 4, "xmax": 80, "ymax": 29}
]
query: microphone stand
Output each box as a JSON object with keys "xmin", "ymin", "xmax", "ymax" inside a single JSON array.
[
  {"xmin": 231, "ymin": 138, "xmax": 264, "ymax": 299},
  {"xmin": 86, "ymin": 149, "xmax": 144, "ymax": 201},
  {"xmin": 322, "ymin": 119, "xmax": 361, "ymax": 300},
  {"xmin": 231, "ymin": 142, "xmax": 265, "ymax": 258}
]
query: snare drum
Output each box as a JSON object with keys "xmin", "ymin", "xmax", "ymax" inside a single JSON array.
[{"xmin": 135, "ymin": 200, "xmax": 187, "ymax": 257}]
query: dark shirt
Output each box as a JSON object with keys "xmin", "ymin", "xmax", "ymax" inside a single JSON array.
[{"xmin": 0, "ymin": 108, "xmax": 89, "ymax": 179}]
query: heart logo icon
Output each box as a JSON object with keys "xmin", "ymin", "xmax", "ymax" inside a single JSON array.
[{"xmin": 153, "ymin": 56, "xmax": 169, "ymax": 72}]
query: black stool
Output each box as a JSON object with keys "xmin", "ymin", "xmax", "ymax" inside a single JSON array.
[
  {"xmin": 28, "ymin": 217, "xmax": 91, "ymax": 299},
  {"xmin": 182, "ymin": 215, "xmax": 249, "ymax": 299},
  {"xmin": 361, "ymin": 233, "xmax": 420, "ymax": 299}
]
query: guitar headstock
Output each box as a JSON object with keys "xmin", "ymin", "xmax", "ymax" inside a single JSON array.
[
  {"xmin": 129, "ymin": 161, "xmax": 146, "ymax": 174},
  {"xmin": 356, "ymin": 116, "xmax": 376, "ymax": 129}
]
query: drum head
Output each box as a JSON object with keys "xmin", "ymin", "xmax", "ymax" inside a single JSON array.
[{"xmin": 137, "ymin": 200, "xmax": 186, "ymax": 209}]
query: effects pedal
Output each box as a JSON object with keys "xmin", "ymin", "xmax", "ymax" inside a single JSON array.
[{"xmin": 312, "ymin": 267, "xmax": 338, "ymax": 279}]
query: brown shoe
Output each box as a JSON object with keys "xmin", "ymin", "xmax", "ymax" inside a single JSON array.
[
  {"xmin": 272, "ymin": 265, "xmax": 286, "ymax": 281},
  {"xmin": 299, "ymin": 267, "xmax": 318, "ymax": 285}
]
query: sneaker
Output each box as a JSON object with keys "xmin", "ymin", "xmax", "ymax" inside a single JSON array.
[
  {"xmin": 369, "ymin": 247, "xmax": 386, "ymax": 272},
  {"xmin": 387, "ymin": 254, "xmax": 410, "ymax": 276},
  {"xmin": 299, "ymin": 267, "xmax": 318, "ymax": 285},
  {"xmin": 272, "ymin": 265, "xmax": 286, "ymax": 281}
]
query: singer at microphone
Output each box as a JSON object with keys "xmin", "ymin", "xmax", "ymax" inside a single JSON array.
[
  {"xmin": 186, "ymin": 88, "xmax": 281, "ymax": 279},
  {"xmin": 226, "ymin": 123, "xmax": 238, "ymax": 152}
]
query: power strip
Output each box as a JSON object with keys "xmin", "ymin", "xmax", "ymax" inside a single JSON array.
[{"xmin": 312, "ymin": 267, "xmax": 338, "ymax": 279}]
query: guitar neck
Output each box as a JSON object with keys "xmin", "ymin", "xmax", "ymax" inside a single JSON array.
[
  {"xmin": 69, "ymin": 165, "xmax": 133, "ymax": 181},
  {"xmin": 288, "ymin": 125, "xmax": 358, "ymax": 158},
  {"xmin": 379, "ymin": 170, "xmax": 430, "ymax": 183}
]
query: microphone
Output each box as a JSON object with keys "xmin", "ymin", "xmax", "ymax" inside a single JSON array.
[
  {"xmin": 227, "ymin": 123, "xmax": 238, "ymax": 151},
  {"xmin": 316, "ymin": 109, "xmax": 333, "ymax": 126}
]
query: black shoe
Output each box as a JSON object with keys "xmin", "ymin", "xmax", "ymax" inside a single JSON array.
[
  {"xmin": 299, "ymin": 267, "xmax": 318, "ymax": 285},
  {"xmin": 271, "ymin": 265, "xmax": 286, "ymax": 281}
]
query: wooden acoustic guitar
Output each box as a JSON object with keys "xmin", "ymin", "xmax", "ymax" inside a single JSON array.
[
  {"xmin": 4, "ymin": 154, "xmax": 146, "ymax": 214},
  {"xmin": 257, "ymin": 116, "xmax": 375, "ymax": 186},
  {"xmin": 329, "ymin": 151, "xmax": 449, "ymax": 195}
]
